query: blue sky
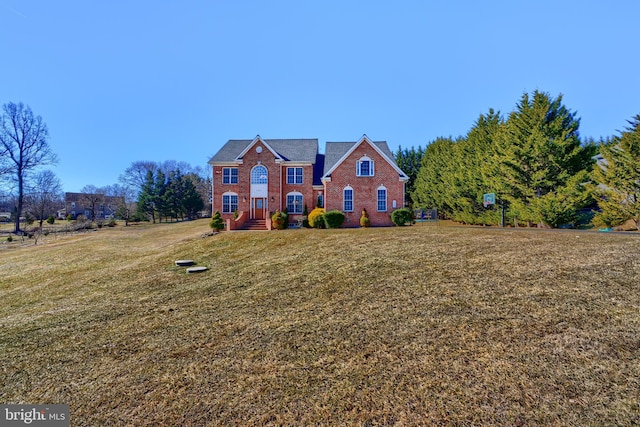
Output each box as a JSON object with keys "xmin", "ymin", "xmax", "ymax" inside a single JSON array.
[{"xmin": 1, "ymin": 1, "xmax": 639, "ymax": 192}]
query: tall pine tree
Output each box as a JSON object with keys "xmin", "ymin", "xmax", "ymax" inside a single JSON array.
[
  {"xmin": 492, "ymin": 90, "xmax": 594, "ymax": 227},
  {"xmin": 592, "ymin": 115, "xmax": 640, "ymax": 230},
  {"xmin": 412, "ymin": 137, "xmax": 458, "ymax": 218}
]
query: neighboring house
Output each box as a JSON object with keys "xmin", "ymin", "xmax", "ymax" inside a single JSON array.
[
  {"xmin": 63, "ymin": 192, "xmax": 124, "ymax": 220},
  {"xmin": 208, "ymin": 135, "xmax": 409, "ymax": 229}
]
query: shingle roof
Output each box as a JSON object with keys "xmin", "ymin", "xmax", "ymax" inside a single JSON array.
[
  {"xmin": 323, "ymin": 140, "xmax": 396, "ymax": 175},
  {"xmin": 208, "ymin": 139, "xmax": 319, "ymax": 163}
]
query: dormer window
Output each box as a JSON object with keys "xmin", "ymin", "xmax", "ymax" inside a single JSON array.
[{"xmin": 357, "ymin": 156, "xmax": 374, "ymax": 177}]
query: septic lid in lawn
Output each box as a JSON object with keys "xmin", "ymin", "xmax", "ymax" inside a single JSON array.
[{"xmin": 186, "ymin": 266, "xmax": 208, "ymax": 273}]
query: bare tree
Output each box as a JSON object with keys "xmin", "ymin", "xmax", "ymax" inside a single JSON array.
[
  {"xmin": 80, "ymin": 185, "xmax": 105, "ymax": 221},
  {"xmin": 118, "ymin": 161, "xmax": 158, "ymax": 197},
  {"xmin": 104, "ymin": 183, "xmax": 136, "ymax": 225},
  {"xmin": 0, "ymin": 102, "xmax": 58, "ymax": 233},
  {"xmin": 26, "ymin": 169, "xmax": 63, "ymax": 227}
]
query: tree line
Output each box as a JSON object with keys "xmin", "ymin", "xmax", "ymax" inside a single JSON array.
[
  {"xmin": 396, "ymin": 90, "xmax": 640, "ymax": 229},
  {"xmin": 1, "ymin": 101, "xmax": 210, "ymax": 233}
]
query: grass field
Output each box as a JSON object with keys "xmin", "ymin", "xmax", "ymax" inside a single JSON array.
[{"xmin": 1, "ymin": 220, "xmax": 639, "ymax": 426}]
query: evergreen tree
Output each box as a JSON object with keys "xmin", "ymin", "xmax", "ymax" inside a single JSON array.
[
  {"xmin": 182, "ymin": 173, "xmax": 205, "ymax": 219},
  {"xmin": 592, "ymin": 115, "xmax": 640, "ymax": 230},
  {"xmin": 412, "ymin": 137, "xmax": 458, "ymax": 218},
  {"xmin": 210, "ymin": 210, "xmax": 224, "ymax": 231},
  {"xmin": 154, "ymin": 170, "xmax": 167, "ymax": 222},
  {"xmin": 137, "ymin": 170, "xmax": 157, "ymax": 223},
  {"xmin": 395, "ymin": 145, "xmax": 425, "ymax": 206},
  {"xmin": 492, "ymin": 90, "xmax": 594, "ymax": 226},
  {"xmin": 451, "ymin": 109, "xmax": 503, "ymax": 225}
]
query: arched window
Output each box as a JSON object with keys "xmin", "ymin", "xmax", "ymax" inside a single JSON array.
[
  {"xmin": 251, "ymin": 165, "xmax": 268, "ymax": 184},
  {"xmin": 377, "ymin": 186, "xmax": 387, "ymax": 212},
  {"xmin": 356, "ymin": 156, "xmax": 374, "ymax": 177},
  {"xmin": 286, "ymin": 192, "xmax": 303, "ymax": 214},
  {"xmin": 343, "ymin": 186, "xmax": 354, "ymax": 212},
  {"xmin": 222, "ymin": 192, "xmax": 238, "ymax": 214}
]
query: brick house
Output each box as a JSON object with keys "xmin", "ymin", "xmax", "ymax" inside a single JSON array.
[{"xmin": 208, "ymin": 135, "xmax": 409, "ymax": 229}]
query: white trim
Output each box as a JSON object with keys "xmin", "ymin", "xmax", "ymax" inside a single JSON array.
[
  {"xmin": 322, "ymin": 135, "xmax": 409, "ymax": 181},
  {"xmin": 222, "ymin": 167, "xmax": 239, "ymax": 184},
  {"xmin": 222, "ymin": 191, "xmax": 238, "ymax": 214},
  {"xmin": 286, "ymin": 191, "xmax": 304, "ymax": 214},
  {"xmin": 356, "ymin": 155, "xmax": 375, "ymax": 177},
  {"xmin": 210, "ymin": 161, "xmax": 242, "ymax": 166},
  {"xmin": 286, "ymin": 166, "xmax": 304, "ymax": 184},
  {"xmin": 377, "ymin": 185, "xmax": 387, "ymax": 212},
  {"xmin": 343, "ymin": 186, "xmax": 354, "ymax": 212}
]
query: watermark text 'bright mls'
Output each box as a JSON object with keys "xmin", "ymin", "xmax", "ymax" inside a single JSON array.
[{"xmin": 1, "ymin": 405, "xmax": 69, "ymax": 426}]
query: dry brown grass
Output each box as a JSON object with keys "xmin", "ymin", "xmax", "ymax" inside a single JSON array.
[{"xmin": 1, "ymin": 220, "xmax": 639, "ymax": 426}]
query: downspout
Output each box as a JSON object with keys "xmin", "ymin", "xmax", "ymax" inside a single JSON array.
[
  {"xmin": 211, "ymin": 164, "xmax": 216, "ymax": 218},
  {"xmin": 279, "ymin": 163, "xmax": 283, "ymax": 211}
]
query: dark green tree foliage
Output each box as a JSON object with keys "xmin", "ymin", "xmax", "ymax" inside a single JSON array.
[
  {"xmin": 210, "ymin": 210, "xmax": 224, "ymax": 231},
  {"xmin": 137, "ymin": 170, "xmax": 157, "ymax": 223},
  {"xmin": 136, "ymin": 169, "xmax": 204, "ymax": 223},
  {"xmin": 182, "ymin": 173, "xmax": 205, "ymax": 219},
  {"xmin": 592, "ymin": 115, "xmax": 640, "ymax": 230},
  {"xmin": 452, "ymin": 109, "xmax": 503, "ymax": 225},
  {"xmin": 492, "ymin": 91, "xmax": 595, "ymax": 226},
  {"xmin": 154, "ymin": 170, "xmax": 167, "ymax": 221},
  {"xmin": 395, "ymin": 145, "xmax": 425, "ymax": 206},
  {"xmin": 412, "ymin": 137, "xmax": 458, "ymax": 218}
]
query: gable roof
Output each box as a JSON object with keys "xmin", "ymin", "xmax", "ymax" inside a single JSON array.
[
  {"xmin": 209, "ymin": 137, "xmax": 319, "ymax": 164},
  {"xmin": 322, "ymin": 135, "xmax": 408, "ymax": 180}
]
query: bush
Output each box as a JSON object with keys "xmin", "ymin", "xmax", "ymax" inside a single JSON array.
[
  {"xmin": 391, "ymin": 208, "xmax": 413, "ymax": 226},
  {"xmin": 271, "ymin": 210, "xmax": 287, "ymax": 230},
  {"xmin": 7, "ymin": 235, "xmax": 13, "ymax": 242},
  {"xmin": 360, "ymin": 208, "xmax": 370, "ymax": 227},
  {"xmin": 66, "ymin": 214, "xmax": 73, "ymax": 221},
  {"xmin": 323, "ymin": 210, "xmax": 345, "ymax": 228},
  {"xmin": 210, "ymin": 210, "xmax": 225, "ymax": 231},
  {"xmin": 46, "ymin": 215, "xmax": 55, "ymax": 225},
  {"xmin": 308, "ymin": 208, "xmax": 325, "ymax": 228},
  {"xmin": 107, "ymin": 219, "xmax": 117, "ymax": 227}
]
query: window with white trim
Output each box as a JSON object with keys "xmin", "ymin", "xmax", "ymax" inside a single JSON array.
[
  {"xmin": 222, "ymin": 192, "xmax": 238, "ymax": 214},
  {"xmin": 357, "ymin": 156, "xmax": 374, "ymax": 177},
  {"xmin": 377, "ymin": 187, "xmax": 387, "ymax": 212},
  {"xmin": 343, "ymin": 187, "xmax": 353, "ymax": 212},
  {"xmin": 286, "ymin": 167, "xmax": 303, "ymax": 184},
  {"xmin": 223, "ymin": 167, "xmax": 238, "ymax": 184},
  {"xmin": 286, "ymin": 192, "xmax": 303, "ymax": 214},
  {"xmin": 251, "ymin": 165, "xmax": 268, "ymax": 184}
]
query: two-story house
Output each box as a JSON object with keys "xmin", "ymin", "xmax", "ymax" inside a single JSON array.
[
  {"xmin": 208, "ymin": 135, "xmax": 409, "ymax": 229},
  {"xmin": 64, "ymin": 192, "xmax": 124, "ymax": 220}
]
